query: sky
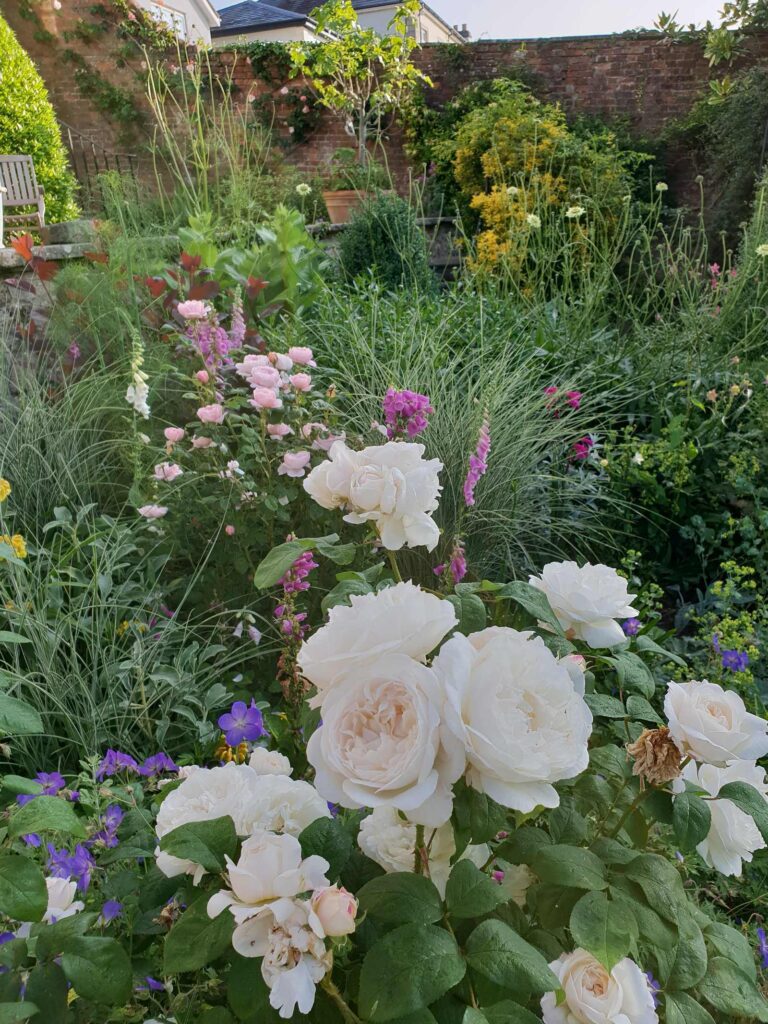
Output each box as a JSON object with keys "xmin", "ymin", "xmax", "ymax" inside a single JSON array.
[{"xmin": 211, "ymin": 0, "xmax": 727, "ymax": 39}]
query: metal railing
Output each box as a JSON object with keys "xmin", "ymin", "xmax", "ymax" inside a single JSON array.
[{"xmin": 59, "ymin": 121, "xmax": 138, "ymax": 197}]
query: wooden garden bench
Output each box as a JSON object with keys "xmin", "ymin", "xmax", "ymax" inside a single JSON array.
[{"xmin": 0, "ymin": 155, "xmax": 46, "ymax": 247}]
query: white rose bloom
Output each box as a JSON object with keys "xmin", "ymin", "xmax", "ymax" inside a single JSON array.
[
  {"xmin": 207, "ymin": 831, "xmax": 330, "ymax": 934},
  {"xmin": 307, "ymin": 654, "xmax": 465, "ymax": 827},
  {"xmin": 433, "ymin": 627, "xmax": 592, "ymax": 812},
  {"xmin": 231, "ymin": 900, "xmax": 331, "ymax": 1019},
  {"xmin": 528, "ymin": 561, "xmax": 638, "ymax": 648},
  {"xmin": 494, "ymin": 861, "xmax": 537, "ymax": 908},
  {"xmin": 43, "ymin": 877, "xmax": 84, "ymax": 924},
  {"xmin": 542, "ymin": 949, "xmax": 658, "ymax": 1024},
  {"xmin": 297, "ymin": 582, "xmax": 457, "ymax": 709},
  {"xmin": 155, "ymin": 763, "xmax": 330, "ymax": 880},
  {"xmin": 249, "ymin": 748, "xmax": 293, "ymax": 776},
  {"xmin": 664, "ymin": 679, "xmax": 768, "ymax": 765},
  {"xmin": 675, "ymin": 760, "xmax": 767, "ymax": 876},
  {"xmin": 304, "ymin": 440, "xmax": 443, "ymax": 551},
  {"xmin": 357, "ymin": 806, "xmax": 488, "ymax": 897}
]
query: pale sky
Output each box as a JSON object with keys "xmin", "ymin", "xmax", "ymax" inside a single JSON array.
[{"xmin": 212, "ymin": 0, "xmax": 727, "ymax": 39}]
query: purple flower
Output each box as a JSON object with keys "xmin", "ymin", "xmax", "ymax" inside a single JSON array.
[
  {"xmin": 136, "ymin": 976, "xmax": 166, "ymax": 993},
  {"xmin": 382, "ymin": 388, "xmax": 433, "ymax": 440},
  {"xmin": 47, "ymin": 844, "xmax": 95, "ymax": 892},
  {"xmin": 139, "ymin": 753, "xmax": 178, "ymax": 778},
  {"xmin": 645, "ymin": 972, "xmax": 661, "ymax": 1008},
  {"xmin": 757, "ymin": 927, "xmax": 768, "ymax": 970},
  {"xmin": 0, "ymin": 933, "xmax": 14, "ymax": 945},
  {"xmin": 90, "ymin": 804, "xmax": 124, "ymax": 849},
  {"xmin": 218, "ymin": 700, "xmax": 265, "ymax": 746},
  {"xmin": 96, "ymin": 750, "xmax": 140, "ymax": 781},
  {"xmin": 464, "ymin": 415, "xmax": 491, "ymax": 507},
  {"xmin": 491, "ymin": 870, "xmax": 505, "ymax": 884},
  {"xmin": 100, "ymin": 899, "xmax": 123, "ymax": 924},
  {"xmin": 17, "ymin": 771, "xmax": 66, "ymax": 806},
  {"xmin": 622, "ymin": 618, "xmax": 641, "ymax": 637},
  {"xmin": 712, "ymin": 633, "xmax": 721, "ymax": 653},
  {"xmin": 571, "ymin": 435, "xmax": 594, "ymax": 461},
  {"xmin": 565, "ymin": 390, "xmax": 583, "ymax": 410},
  {"xmin": 22, "ymin": 834, "xmax": 41, "ymax": 847},
  {"xmin": 722, "ymin": 649, "xmax": 749, "ymax": 673}
]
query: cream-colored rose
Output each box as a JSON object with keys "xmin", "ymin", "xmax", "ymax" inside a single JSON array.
[
  {"xmin": 675, "ymin": 760, "xmax": 767, "ymax": 876},
  {"xmin": 249, "ymin": 748, "xmax": 293, "ymax": 776},
  {"xmin": 528, "ymin": 561, "xmax": 638, "ymax": 648},
  {"xmin": 357, "ymin": 806, "xmax": 488, "ymax": 897},
  {"xmin": 307, "ymin": 654, "xmax": 464, "ymax": 827},
  {"xmin": 304, "ymin": 440, "xmax": 443, "ymax": 551},
  {"xmin": 310, "ymin": 886, "xmax": 357, "ymax": 936},
  {"xmin": 433, "ymin": 627, "xmax": 592, "ymax": 812},
  {"xmin": 541, "ymin": 949, "xmax": 658, "ymax": 1024},
  {"xmin": 297, "ymin": 582, "xmax": 457, "ymax": 709},
  {"xmin": 664, "ymin": 679, "xmax": 768, "ymax": 765},
  {"xmin": 155, "ymin": 764, "xmax": 330, "ymax": 880}
]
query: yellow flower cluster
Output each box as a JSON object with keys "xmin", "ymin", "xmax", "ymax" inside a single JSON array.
[
  {"xmin": 0, "ymin": 534, "xmax": 27, "ymax": 560},
  {"xmin": 0, "ymin": 479, "xmax": 11, "ymax": 503}
]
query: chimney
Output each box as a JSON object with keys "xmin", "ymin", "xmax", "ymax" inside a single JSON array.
[{"xmin": 459, "ymin": 22, "xmax": 471, "ymax": 40}]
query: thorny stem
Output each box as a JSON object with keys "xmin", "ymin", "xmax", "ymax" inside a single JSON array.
[
  {"xmin": 414, "ymin": 823, "xmax": 426, "ymax": 874},
  {"xmin": 321, "ymin": 977, "xmax": 362, "ymax": 1024},
  {"xmin": 610, "ymin": 787, "xmax": 650, "ymax": 839}
]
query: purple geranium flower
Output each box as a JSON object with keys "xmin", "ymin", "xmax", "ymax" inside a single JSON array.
[
  {"xmin": 89, "ymin": 804, "xmax": 124, "ymax": 849},
  {"xmin": 757, "ymin": 927, "xmax": 768, "ymax": 970},
  {"xmin": 17, "ymin": 771, "xmax": 66, "ymax": 806},
  {"xmin": 96, "ymin": 749, "xmax": 140, "ymax": 781},
  {"xmin": 100, "ymin": 900, "xmax": 123, "ymax": 924},
  {"xmin": 47, "ymin": 843, "xmax": 95, "ymax": 892},
  {"xmin": 622, "ymin": 617, "xmax": 641, "ymax": 637},
  {"xmin": 136, "ymin": 976, "xmax": 166, "ymax": 992},
  {"xmin": 218, "ymin": 700, "xmax": 265, "ymax": 747},
  {"xmin": 139, "ymin": 753, "xmax": 178, "ymax": 778},
  {"xmin": 722, "ymin": 649, "xmax": 749, "ymax": 673}
]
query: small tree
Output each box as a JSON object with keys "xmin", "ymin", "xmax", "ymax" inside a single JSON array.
[{"xmin": 290, "ymin": 0, "xmax": 430, "ymax": 165}]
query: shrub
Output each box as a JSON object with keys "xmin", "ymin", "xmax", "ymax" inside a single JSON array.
[
  {"xmin": 0, "ymin": 14, "xmax": 79, "ymax": 224},
  {"xmin": 338, "ymin": 192, "xmax": 435, "ymax": 291}
]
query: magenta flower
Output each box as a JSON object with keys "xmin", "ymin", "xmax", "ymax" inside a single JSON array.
[
  {"xmin": 571, "ymin": 436, "xmax": 594, "ymax": 461},
  {"xmin": 463, "ymin": 415, "xmax": 491, "ymax": 507},
  {"xmin": 382, "ymin": 388, "xmax": 433, "ymax": 440},
  {"xmin": 218, "ymin": 701, "xmax": 266, "ymax": 746},
  {"xmin": 565, "ymin": 390, "xmax": 583, "ymax": 410}
]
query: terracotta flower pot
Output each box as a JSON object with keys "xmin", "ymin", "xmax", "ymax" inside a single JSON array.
[{"xmin": 322, "ymin": 189, "xmax": 367, "ymax": 225}]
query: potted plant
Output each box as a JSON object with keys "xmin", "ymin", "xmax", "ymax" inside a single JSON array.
[{"xmin": 321, "ymin": 147, "xmax": 388, "ymax": 224}]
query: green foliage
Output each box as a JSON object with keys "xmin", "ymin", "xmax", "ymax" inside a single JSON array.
[
  {"xmin": 0, "ymin": 14, "xmax": 79, "ymax": 223},
  {"xmin": 339, "ymin": 192, "xmax": 435, "ymax": 292}
]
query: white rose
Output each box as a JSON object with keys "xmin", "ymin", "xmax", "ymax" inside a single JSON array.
[
  {"xmin": 357, "ymin": 806, "xmax": 488, "ymax": 897},
  {"xmin": 433, "ymin": 627, "xmax": 592, "ymax": 812},
  {"xmin": 541, "ymin": 949, "xmax": 658, "ymax": 1024},
  {"xmin": 307, "ymin": 654, "xmax": 464, "ymax": 827},
  {"xmin": 664, "ymin": 679, "xmax": 768, "ymax": 765},
  {"xmin": 43, "ymin": 877, "xmax": 84, "ymax": 924},
  {"xmin": 155, "ymin": 764, "xmax": 330, "ymax": 880},
  {"xmin": 297, "ymin": 582, "xmax": 457, "ymax": 709},
  {"xmin": 207, "ymin": 831, "xmax": 330, "ymax": 928},
  {"xmin": 249, "ymin": 748, "xmax": 293, "ymax": 776},
  {"xmin": 529, "ymin": 561, "xmax": 638, "ymax": 648},
  {"xmin": 675, "ymin": 760, "xmax": 767, "ymax": 876},
  {"xmin": 304, "ymin": 440, "xmax": 443, "ymax": 551},
  {"xmin": 310, "ymin": 885, "xmax": 358, "ymax": 936}
]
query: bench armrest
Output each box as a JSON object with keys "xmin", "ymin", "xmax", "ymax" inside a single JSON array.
[{"xmin": 38, "ymin": 185, "xmax": 45, "ymax": 196}]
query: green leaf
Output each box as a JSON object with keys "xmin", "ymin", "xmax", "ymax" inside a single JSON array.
[
  {"xmin": 0, "ymin": 855, "xmax": 47, "ymax": 921},
  {"xmin": 299, "ymin": 816, "xmax": 353, "ymax": 880},
  {"xmin": 9, "ymin": 797, "xmax": 85, "ymax": 839},
  {"xmin": 590, "ymin": 838, "xmax": 638, "ymax": 866},
  {"xmin": 466, "ymin": 919, "xmax": 558, "ymax": 994},
  {"xmin": 0, "ymin": 633, "xmax": 31, "ymax": 646},
  {"xmin": 446, "ymin": 590, "xmax": 487, "ymax": 636},
  {"xmin": 321, "ymin": 578, "xmax": 373, "ymax": 614},
  {"xmin": 453, "ymin": 782, "xmax": 509, "ymax": 846},
  {"xmin": 610, "ymin": 650, "xmax": 656, "ymax": 698},
  {"xmin": 569, "ymin": 891, "xmax": 637, "ymax": 970},
  {"xmin": 496, "ymin": 827, "xmax": 552, "ymax": 864},
  {"xmin": 461, "ymin": 1011, "xmax": 488, "ymax": 1024},
  {"xmin": 358, "ymin": 873, "xmax": 443, "ymax": 927},
  {"xmin": 60, "ymin": 936, "xmax": 132, "ymax": 1005},
  {"xmin": 609, "ymin": 886, "xmax": 677, "ymax": 950},
  {"xmin": 548, "ymin": 799, "xmax": 588, "ymax": 845},
  {"xmin": 635, "ymin": 634, "xmax": 686, "ymax": 666},
  {"xmin": 1, "ymin": 776, "xmax": 44, "ymax": 797},
  {"xmin": 588, "ymin": 745, "xmax": 630, "ymax": 778},
  {"xmin": 32, "ymin": 913, "xmax": 97, "ymax": 961},
  {"xmin": 625, "ymin": 695, "xmax": 663, "ymax": 723},
  {"xmin": 0, "ymin": 1006, "xmax": 39, "ymax": 1023},
  {"xmin": 664, "ymin": 993, "xmax": 716, "ymax": 1024},
  {"xmin": 621, "ymin": 854, "xmax": 686, "ymax": 921},
  {"xmin": 228, "ymin": 955, "xmax": 280, "ymax": 1022},
  {"xmin": 698, "ymin": 957, "xmax": 768, "ymax": 1021},
  {"xmin": 445, "ymin": 861, "xmax": 506, "ymax": 920},
  {"xmin": 705, "ymin": 921, "xmax": 757, "ymax": 981},
  {"xmin": 482, "ymin": 1003, "xmax": 541, "ymax": 1024},
  {"xmin": 672, "ymin": 792, "xmax": 711, "ymax": 852},
  {"xmin": 358, "ymin": 923, "xmax": 466, "ymax": 1021},
  {"xmin": 24, "ymin": 963, "xmax": 67, "ymax": 1024},
  {"xmin": 0, "ymin": 694, "xmax": 42, "ymax": 737},
  {"xmin": 253, "ymin": 535, "xmax": 338, "ymax": 589},
  {"xmin": 657, "ymin": 911, "xmax": 707, "ymax": 990},
  {"xmin": 164, "ymin": 896, "xmax": 235, "ymax": 974},
  {"xmin": 535, "ymin": 846, "xmax": 607, "ymax": 890},
  {"xmin": 717, "ymin": 781, "xmax": 768, "ymax": 840},
  {"xmin": 159, "ymin": 816, "xmax": 237, "ymax": 873},
  {"xmin": 584, "ymin": 694, "xmax": 626, "ymax": 719},
  {"xmin": 498, "ymin": 581, "xmax": 564, "ymax": 636},
  {"xmin": 316, "ymin": 538, "xmax": 357, "ymax": 565}
]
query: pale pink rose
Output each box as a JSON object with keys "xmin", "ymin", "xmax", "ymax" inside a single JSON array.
[
  {"xmin": 177, "ymin": 300, "xmax": 211, "ymax": 320},
  {"xmin": 164, "ymin": 427, "xmax": 186, "ymax": 443},
  {"xmin": 278, "ymin": 451, "xmax": 311, "ymax": 478},
  {"xmin": 269, "ymin": 352, "xmax": 293, "ymax": 371},
  {"xmin": 138, "ymin": 504, "xmax": 169, "ymax": 519},
  {"xmin": 192, "ymin": 436, "xmax": 214, "ymax": 448},
  {"xmin": 250, "ymin": 366, "xmax": 281, "ymax": 389},
  {"xmin": 154, "ymin": 462, "xmax": 183, "ymax": 482},
  {"xmin": 290, "ymin": 372, "xmax": 312, "ymax": 392},
  {"xmin": 267, "ymin": 423, "xmax": 294, "ymax": 439},
  {"xmin": 197, "ymin": 404, "xmax": 226, "ymax": 424},
  {"xmin": 310, "ymin": 886, "xmax": 357, "ymax": 936},
  {"xmin": 250, "ymin": 387, "xmax": 283, "ymax": 410},
  {"xmin": 301, "ymin": 422, "xmax": 324, "ymax": 439},
  {"xmin": 195, "ymin": 370, "xmax": 210, "ymax": 384},
  {"xmin": 313, "ymin": 431, "xmax": 345, "ymax": 453},
  {"xmin": 288, "ymin": 346, "xmax": 316, "ymax": 367},
  {"xmin": 225, "ymin": 524, "xmax": 236, "ymax": 536}
]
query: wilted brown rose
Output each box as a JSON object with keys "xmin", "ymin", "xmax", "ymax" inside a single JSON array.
[{"xmin": 626, "ymin": 726, "xmax": 682, "ymax": 787}]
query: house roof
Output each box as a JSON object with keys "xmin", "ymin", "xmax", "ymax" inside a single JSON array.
[{"xmin": 194, "ymin": 0, "xmax": 222, "ymax": 25}]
